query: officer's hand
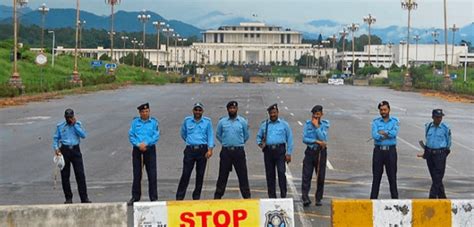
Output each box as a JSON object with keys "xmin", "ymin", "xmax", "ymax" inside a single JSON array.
[
  {"xmin": 205, "ymin": 150, "xmax": 213, "ymax": 159},
  {"xmin": 285, "ymin": 155, "xmax": 291, "ymax": 163},
  {"xmin": 259, "ymin": 143, "xmax": 266, "ymax": 150},
  {"xmin": 71, "ymin": 117, "xmax": 77, "ymax": 125},
  {"xmin": 139, "ymin": 143, "xmax": 147, "ymax": 152},
  {"xmin": 55, "ymin": 150, "xmax": 61, "ymax": 156},
  {"xmin": 311, "ymin": 118, "xmax": 320, "ymax": 128},
  {"xmin": 416, "ymin": 153, "xmax": 425, "ymax": 158}
]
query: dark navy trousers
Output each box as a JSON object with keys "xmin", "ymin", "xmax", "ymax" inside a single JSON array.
[
  {"xmin": 60, "ymin": 145, "xmax": 89, "ymax": 202},
  {"xmin": 176, "ymin": 145, "xmax": 208, "ymax": 200},
  {"xmin": 263, "ymin": 144, "xmax": 287, "ymax": 198},
  {"xmin": 131, "ymin": 145, "xmax": 158, "ymax": 201},
  {"xmin": 370, "ymin": 145, "xmax": 398, "ymax": 199},
  {"xmin": 301, "ymin": 146, "xmax": 327, "ymax": 202}
]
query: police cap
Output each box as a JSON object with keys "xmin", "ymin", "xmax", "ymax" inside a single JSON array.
[
  {"xmin": 137, "ymin": 103, "xmax": 150, "ymax": 111},
  {"xmin": 226, "ymin": 101, "xmax": 238, "ymax": 108},
  {"xmin": 432, "ymin": 109, "xmax": 444, "ymax": 117},
  {"xmin": 377, "ymin": 100, "xmax": 390, "ymax": 109},
  {"xmin": 193, "ymin": 102, "xmax": 204, "ymax": 110},
  {"xmin": 311, "ymin": 105, "xmax": 323, "ymax": 113},
  {"xmin": 64, "ymin": 108, "xmax": 74, "ymax": 117},
  {"xmin": 267, "ymin": 103, "xmax": 278, "ymax": 112}
]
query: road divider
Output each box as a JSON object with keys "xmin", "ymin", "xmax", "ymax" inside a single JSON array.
[{"xmin": 332, "ymin": 199, "xmax": 473, "ymax": 227}]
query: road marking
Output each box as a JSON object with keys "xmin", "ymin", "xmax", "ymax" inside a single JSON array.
[
  {"xmin": 110, "ymin": 150, "xmax": 118, "ymax": 156},
  {"xmin": 330, "ymin": 102, "xmax": 335, "ymax": 106},
  {"xmin": 290, "ymin": 113, "xmax": 295, "ymax": 116},
  {"xmin": 277, "ymin": 96, "xmax": 280, "ymax": 99},
  {"xmin": 284, "ymin": 106, "xmax": 289, "ymax": 110},
  {"xmin": 280, "ymin": 100, "xmax": 284, "ymax": 104},
  {"xmin": 322, "ymin": 98, "xmax": 326, "ymax": 101},
  {"xmin": 245, "ymin": 111, "xmax": 249, "ymax": 115},
  {"xmin": 23, "ymin": 116, "xmax": 51, "ymax": 120},
  {"xmin": 286, "ymin": 164, "xmax": 312, "ymax": 227},
  {"xmin": 327, "ymin": 160, "xmax": 335, "ymax": 170},
  {"xmin": 295, "ymin": 212, "xmax": 331, "ymax": 219},
  {"xmin": 453, "ymin": 140, "xmax": 474, "ymax": 152},
  {"xmin": 298, "ymin": 121, "xmax": 303, "ymax": 126},
  {"xmin": 191, "ymin": 97, "xmax": 194, "ymax": 100},
  {"xmin": 337, "ymin": 107, "xmax": 346, "ymax": 112},
  {"xmin": 5, "ymin": 121, "xmax": 34, "ymax": 126},
  {"xmin": 247, "ymin": 99, "xmax": 250, "ymax": 102}
]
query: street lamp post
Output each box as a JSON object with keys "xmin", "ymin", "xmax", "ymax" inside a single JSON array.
[
  {"xmin": 442, "ymin": 0, "xmax": 451, "ymax": 88},
  {"xmin": 363, "ymin": 14, "xmax": 376, "ymax": 66},
  {"xmin": 38, "ymin": 3, "xmax": 49, "ymax": 53},
  {"xmin": 330, "ymin": 34, "xmax": 337, "ymax": 69},
  {"xmin": 347, "ymin": 23, "xmax": 359, "ymax": 76},
  {"xmin": 413, "ymin": 35, "xmax": 420, "ymax": 64},
  {"xmin": 9, "ymin": 0, "xmax": 29, "ymax": 88},
  {"xmin": 48, "ymin": 30, "xmax": 55, "ymax": 67},
  {"xmin": 153, "ymin": 21, "xmax": 165, "ymax": 72},
  {"xmin": 449, "ymin": 24, "xmax": 459, "ymax": 67},
  {"xmin": 131, "ymin": 38, "xmax": 138, "ymax": 66},
  {"xmin": 72, "ymin": 0, "xmax": 82, "ymax": 85},
  {"xmin": 400, "ymin": 40, "xmax": 406, "ymax": 68},
  {"xmin": 106, "ymin": 0, "xmax": 121, "ymax": 66},
  {"xmin": 120, "ymin": 36, "xmax": 129, "ymax": 64},
  {"xmin": 401, "ymin": 0, "xmax": 418, "ymax": 88},
  {"xmin": 137, "ymin": 10, "xmax": 151, "ymax": 72},
  {"xmin": 173, "ymin": 33, "xmax": 180, "ymax": 72},
  {"xmin": 163, "ymin": 26, "xmax": 174, "ymax": 73},
  {"xmin": 431, "ymin": 30, "xmax": 439, "ymax": 71},
  {"xmin": 322, "ymin": 40, "xmax": 330, "ymax": 70},
  {"xmin": 462, "ymin": 43, "xmax": 468, "ymax": 83},
  {"xmin": 78, "ymin": 20, "xmax": 86, "ymax": 53},
  {"xmin": 339, "ymin": 29, "xmax": 348, "ymax": 73},
  {"xmin": 387, "ymin": 42, "xmax": 394, "ymax": 71}
]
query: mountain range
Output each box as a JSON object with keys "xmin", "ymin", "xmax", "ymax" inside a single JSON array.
[{"xmin": 1, "ymin": 5, "xmax": 472, "ymax": 45}]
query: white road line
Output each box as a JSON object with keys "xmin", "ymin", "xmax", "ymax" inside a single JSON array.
[
  {"xmin": 245, "ymin": 111, "xmax": 249, "ymax": 115},
  {"xmin": 5, "ymin": 121, "xmax": 34, "ymax": 126},
  {"xmin": 297, "ymin": 121, "xmax": 303, "ymax": 126},
  {"xmin": 337, "ymin": 107, "xmax": 346, "ymax": 112},
  {"xmin": 247, "ymin": 99, "xmax": 250, "ymax": 102},
  {"xmin": 23, "ymin": 116, "xmax": 51, "ymax": 120},
  {"xmin": 327, "ymin": 160, "xmax": 335, "ymax": 170},
  {"xmin": 322, "ymin": 98, "xmax": 326, "ymax": 101},
  {"xmin": 330, "ymin": 102, "xmax": 335, "ymax": 106},
  {"xmin": 246, "ymin": 104, "xmax": 249, "ymax": 108},
  {"xmin": 280, "ymin": 100, "xmax": 284, "ymax": 104},
  {"xmin": 290, "ymin": 113, "xmax": 295, "ymax": 116},
  {"xmin": 277, "ymin": 96, "xmax": 280, "ymax": 99},
  {"xmin": 110, "ymin": 151, "xmax": 118, "ymax": 156},
  {"xmin": 453, "ymin": 140, "xmax": 474, "ymax": 152},
  {"xmin": 284, "ymin": 106, "xmax": 289, "ymax": 110},
  {"xmin": 285, "ymin": 164, "xmax": 312, "ymax": 227},
  {"xmin": 191, "ymin": 97, "xmax": 194, "ymax": 100}
]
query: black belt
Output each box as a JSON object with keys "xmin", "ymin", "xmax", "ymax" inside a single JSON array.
[
  {"xmin": 223, "ymin": 146, "xmax": 243, "ymax": 151},
  {"xmin": 307, "ymin": 145, "xmax": 321, "ymax": 151},
  {"xmin": 426, "ymin": 148, "xmax": 447, "ymax": 154},
  {"xmin": 267, "ymin": 143, "xmax": 285, "ymax": 150},
  {"xmin": 60, "ymin": 144, "xmax": 79, "ymax": 150},
  {"xmin": 186, "ymin": 144, "xmax": 208, "ymax": 150},
  {"xmin": 375, "ymin": 145, "xmax": 395, "ymax": 151}
]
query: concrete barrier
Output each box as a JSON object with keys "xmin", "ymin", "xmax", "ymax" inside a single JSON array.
[
  {"xmin": 353, "ymin": 79, "xmax": 369, "ymax": 86},
  {"xmin": 249, "ymin": 76, "xmax": 266, "ymax": 83},
  {"xmin": 209, "ymin": 75, "xmax": 225, "ymax": 84},
  {"xmin": 227, "ymin": 76, "xmax": 243, "ymax": 83},
  {"xmin": 302, "ymin": 77, "xmax": 318, "ymax": 84},
  {"xmin": 332, "ymin": 199, "xmax": 474, "ymax": 227},
  {"xmin": 276, "ymin": 77, "xmax": 295, "ymax": 84},
  {"xmin": 0, "ymin": 203, "xmax": 128, "ymax": 227}
]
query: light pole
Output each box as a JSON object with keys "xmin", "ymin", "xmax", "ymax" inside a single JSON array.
[
  {"xmin": 363, "ymin": 14, "xmax": 376, "ymax": 66},
  {"xmin": 9, "ymin": 0, "xmax": 28, "ymax": 88},
  {"xmin": 106, "ymin": 0, "xmax": 121, "ymax": 65},
  {"xmin": 413, "ymin": 35, "xmax": 420, "ymax": 64},
  {"xmin": 400, "ymin": 40, "xmax": 406, "ymax": 68},
  {"xmin": 462, "ymin": 42, "xmax": 468, "ymax": 83},
  {"xmin": 137, "ymin": 10, "xmax": 151, "ymax": 72},
  {"xmin": 387, "ymin": 42, "xmax": 394, "ymax": 71},
  {"xmin": 153, "ymin": 21, "xmax": 165, "ymax": 72},
  {"xmin": 339, "ymin": 29, "xmax": 348, "ymax": 73},
  {"xmin": 173, "ymin": 33, "xmax": 180, "ymax": 72},
  {"xmin": 78, "ymin": 20, "xmax": 86, "ymax": 53},
  {"xmin": 442, "ymin": 0, "xmax": 451, "ymax": 88},
  {"xmin": 431, "ymin": 30, "xmax": 440, "ymax": 70},
  {"xmin": 38, "ymin": 3, "xmax": 49, "ymax": 53},
  {"xmin": 375, "ymin": 47, "xmax": 381, "ymax": 66},
  {"xmin": 131, "ymin": 38, "xmax": 138, "ymax": 66},
  {"xmin": 138, "ymin": 41, "xmax": 144, "ymax": 69},
  {"xmin": 401, "ymin": 0, "xmax": 418, "ymax": 88},
  {"xmin": 163, "ymin": 26, "xmax": 174, "ymax": 73},
  {"xmin": 322, "ymin": 40, "xmax": 330, "ymax": 70},
  {"xmin": 120, "ymin": 36, "xmax": 129, "ymax": 64},
  {"xmin": 347, "ymin": 23, "xmax": 359, "ymax": 76},
  {"xmin": 71, "ymin": 0, "xmax": 82, "ymax": 85},
  {"xmin": 330, "ymin": 34, "xmax": 337, "ymax": 69},
  {"xmin": 48, "ymin": 30, "xmax": 55, "ymax": 67},
  {"xmin": 449, "ymin": 24, "xmax": 459, "ymax": 67}
]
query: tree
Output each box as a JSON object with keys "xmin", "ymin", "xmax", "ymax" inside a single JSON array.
[{"xmin": 297, "ymin": 54, "xmax": 317, "ymax": 67}]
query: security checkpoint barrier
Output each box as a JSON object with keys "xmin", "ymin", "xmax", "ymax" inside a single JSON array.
[
  {"xmin": 276, "ymin": 77, "xmax": 295, "ymax": 84},
  {"xmin": 227, "ymin": 76, "xmax": 243, "ymax": 83},
  {"xmin": 0, "ymin": 202, "xmax": 128, "ymax": 227},
  {"xmin": 249, "ymin": 76, "xmax": 267, "ymax": 83},
  {"xmin": 134, "ymin": 198, "xmax": 294, "ymax": 227},
  {"xmin": 209, "ymin": 75, "xmax": 225, "ymax": 84},
  {"xmin": 332, "ymin": 199, "xmax": 474, "ymax": 227}
]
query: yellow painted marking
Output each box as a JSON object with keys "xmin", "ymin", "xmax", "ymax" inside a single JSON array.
[
  {"xmin": 332, "ymin": 199, "xmax": 373, "ymax": 227},
  {"xmin": 412, "ymin": 199, "xmax": 451, "ymax": 227}
]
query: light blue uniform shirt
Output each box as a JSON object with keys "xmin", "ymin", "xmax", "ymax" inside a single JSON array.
[
  {"xmin": 52, "ymin": 121, "xmax": 87, "ymax": 150},
  {"xmin": 256, "ymin": 118, "xmax": 294, "ymax": 155},
  {"xmin": 371, "ymin": 116, "xmax": 399, "ymax": 146},
  {"xmin": 128, "ymin": 117, "xmax": 160, "ymax": 147},
  {"xmin": 180, "ymin": 116, "xmax": 215, "ymax": 148},
  {"xmin": 216, "ymin": 115, "xmax": 249, "ymax": 147},
  {"xmin": 302, "ymin": 119, "xmax": 330, "ymax": 149},
  {"xmin": 425, "ymin": 122, "xmax": 451, "ymax": 149}
]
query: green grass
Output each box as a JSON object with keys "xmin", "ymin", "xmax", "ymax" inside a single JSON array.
[{"xmin": 0, "ymin": 46, "xmax": 179, "ymax": 97}]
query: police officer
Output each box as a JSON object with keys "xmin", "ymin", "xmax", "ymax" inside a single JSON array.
[
  {"xmin": 257, "ymin": 103, "xmax": 294, "ymax": 198},
  {"xmin": 370, "ymin": 101, "xmax": 399, "ymax": 199},
  {"xmin": 301, "ymin": 105, "xmax": 330, "ymax": 207},
  {"xmin": 417, "ymin": 109, "xmax": 451, "ymax": 199},
  {"xmin": 128, "ymin": 103, "xmax": 160, "ymax": 205},
  {"xmin": 214, "ymin": 101, "xmax": 251, "ymax": 199},
  {"xmin": 176, "ymin": 102, "xmax": 214, "ymax": 200},
  {"xmin": 52, "ymin": 108, "xmax": 91, "ymax": 204}
]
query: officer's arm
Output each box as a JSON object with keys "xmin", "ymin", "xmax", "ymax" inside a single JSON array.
[
  {"xmin": 180, "ymin": 119, "xmax": 187, "ymax": 142},
  {"xmin": 128, "ymin": 121, "xmax": 140, "ymax": 147},
  {"xmin": 302, "ymin": 123, "xmax": 316, "ymax": 145},
  {"xmin": 447, "ymin": 128, "xmax": 452, "ymax": 149},
  {"xmin": 73, "ymin": 121, "xmax": 87, "ymax": 138},
  {"xmin": 316, "ymin": 121, "xmax": 330, "ymax": 141},
  {"xmin": 286, "ymin": 123, "xmax": 294, "ymax": 155},
  {"xmin": 256, "ymin": 123, "xmax": 264, "ymax": 145},
  {"xmin": 371, "ymin": 121, "xmax": 384, "ymax": 140},
  {"xmin": 52, "ymin": 125, "xmax": 61, "ymax": 151},
  {"xmin": 216, "ymin": 120, "xmax": 223, "ymax": 143},
  {"xmin": 243, "ymin": 120, "xmax": 250, "ymax": 143},
  {"xmin": 386, "ymin": 120, "xmax": 400, "ymax": 139},
  {"xmin": 149, "ymin": 120, "xmax": 160, "ymax": 145},
  {"xmin": 207, "ymin": 121, "xmax": 215, "ymax": 149}
]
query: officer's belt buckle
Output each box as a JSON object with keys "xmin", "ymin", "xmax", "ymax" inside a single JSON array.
[
  {"xmin": 192, "ymin": 145, "xmax": 201, "ymax": 150},
  {"xmin": 270, "ymin": 144, "xmax": 279, "ymax": 150},
  {"xmin": 379, "ymin": 145, "xmax": 390, "ymax": 151}
]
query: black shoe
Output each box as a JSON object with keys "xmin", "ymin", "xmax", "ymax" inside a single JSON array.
[
  {"xmin": 302, "ymin": 197, "xmax": 312, "ymax": 207},
  {"xmin": 64, "ymin": 199, "xmax": 73, "ymax": 204},
  {"xmin": 315, "ymin": 200, "xmax": 322, "ymax": 206},
  {"xmin": 81, "ymin": 199, "xmax": 92, "ymax": 203},
  {"xmin": 127, "ymin": 198, "xmax": 139, "ymax": 206}
]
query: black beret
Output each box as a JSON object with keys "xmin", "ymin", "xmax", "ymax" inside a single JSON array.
[
  {"xmin": 193, "ymin": 102, "xmax": 204, "ymax": 110},
  {"xmin": 267, "ymin": 103, "xmax": 278, "ymax": 112},
  {"xmin": 64, "ymin": 108, "xmax": 74, "ymax": 117},
  {"xmin": 311, "ymin": 105, "xmax": 323, "ymax": 113},
  {"xmin": 137, "ymin": 103, "xmax": 150, "ymax": 111},
  {"xmin": 432, "ymin": 109, "xmax": 444, "ymax": 117},
  {"xmin": 227, "ymin": 101, "xmax": 238, "ymax": 108},
  {"xmin": 377, "ymin": 100, "xmax": 390, "ymax": 109}
]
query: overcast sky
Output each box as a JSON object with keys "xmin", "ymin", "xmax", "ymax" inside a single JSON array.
[{"xmin": 2, "ymin": 0, "xmax": 473, "ymax": 28}]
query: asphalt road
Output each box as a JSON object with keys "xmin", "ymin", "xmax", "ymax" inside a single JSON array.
[{"xmin": 1, "ymin": 83, "xmax": 473, "ymax": 226}]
